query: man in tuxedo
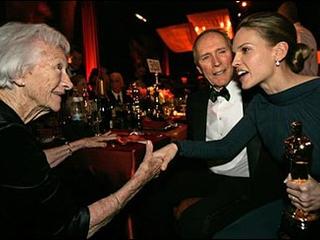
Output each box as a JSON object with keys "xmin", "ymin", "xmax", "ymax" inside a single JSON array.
[
  {"xmin": 135, "ymin": 29, "xmax": 283, "ymax": 239},
  {"xmin": 107, "ymin": 71, "xmax": 130, "ymax": 106},
  {"xmin": 172, "ymin": 29, "xmax": 284, "ymax": 238}
]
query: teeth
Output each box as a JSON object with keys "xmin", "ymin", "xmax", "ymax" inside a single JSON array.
[
  {"xmin": 237, "ymin": 70, "xmax": 247, "ymax": 76},
  {"xmin": 213, "ymin": 70, "xmax": 224, "ymax": 76}
]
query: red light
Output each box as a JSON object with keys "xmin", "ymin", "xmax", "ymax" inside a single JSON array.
[
  {"xmin": 180, "ymin": 76, "xmax": 188, "ymax": 84},
  {"xmin": 197, "ymin": 75, "xmax": 204, "ymax": 80}
]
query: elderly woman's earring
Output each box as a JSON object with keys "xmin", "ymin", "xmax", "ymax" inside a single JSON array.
[
  {"xmin": 63, "ymin": 84, "xmax": 72, "ymax": 91},
  {"xmin": 16, "ymin": 82, "xmax": 25, "ymax": 87},
  {"xmin": 14, "ymin": 80, "xmax": 25, "ymax": 87},
  {"xmin": 275, "ymin": 60, "xmax": 280, "ymax": 67}
]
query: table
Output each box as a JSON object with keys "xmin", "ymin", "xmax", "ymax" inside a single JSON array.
[
  {"xmin": 74, "ymin": 132, "xmax": 171, "ymax": 188},
  {"xmin": 72, "ymin": 132, "xmax": 172, "ymax": 239},
  {"xmin": 162, "ymin": 123, "xmax": 187, "ymax": 141},
  {"xmin": 142, "ymin": 119, "xmax": 187, "ymax": 141},
  {"xmin": 36, "ymin": 121, "xmax": 187, "ymax": 238}
]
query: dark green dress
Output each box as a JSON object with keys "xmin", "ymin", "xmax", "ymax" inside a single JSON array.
[
  {"xmin": 176, "ymin": 78, "xmax": 320, "ymax": 238},
  {"xmin": 177, "ymin": 78, "xmax": 320, "ymax": 178}
]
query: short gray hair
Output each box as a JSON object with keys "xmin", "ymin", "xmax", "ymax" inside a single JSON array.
[
  {"xmin": 0, "ymin": 22, "xmax": 70, "ymax": 89},
  {"xmin": 192, "ymin": 29, "xmax": 232, "ymax": 65}
]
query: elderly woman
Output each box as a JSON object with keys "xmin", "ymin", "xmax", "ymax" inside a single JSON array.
[
  {"xmin": 155, "ymin": 12, "xmax": 320, "ymax": 238},
  {"xmin": 0, "ymin": 22, "xmax": 162, "ymax": 239}
]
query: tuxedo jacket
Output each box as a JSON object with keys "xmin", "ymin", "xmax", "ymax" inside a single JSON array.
[
  {"xmin": 106, "ymin": 90, "xmax": 131, "ymax": 106},
  {"xmin": 186, "ymin": 84, "xmax": 283, "ymax": 205}
]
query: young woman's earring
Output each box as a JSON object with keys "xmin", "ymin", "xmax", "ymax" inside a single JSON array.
[{"xmin": 275, "ymin": 60, "xmax": 280, "ymax": 67}]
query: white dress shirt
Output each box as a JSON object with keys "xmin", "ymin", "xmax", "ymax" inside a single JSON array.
[
  {"xmin": 206, "ymin": 80, "xmax": 249, "ymax": 177},
  {"xmin": 112, "ymin": 90, "xmax": 123, "ymax": 104}
]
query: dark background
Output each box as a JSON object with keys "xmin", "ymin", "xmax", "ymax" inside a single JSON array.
[
  {"xmin": 1, "ymin": 0, "xmax": 319, "ymax": 83},
  {"xmin": 95, "ymin": 0, "xmax": 320, "ymax": 82}
]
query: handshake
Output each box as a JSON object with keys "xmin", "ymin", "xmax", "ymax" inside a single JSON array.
[{"xmin": 135, "ymin": 141, "xmax": 179, "ymax": 181}]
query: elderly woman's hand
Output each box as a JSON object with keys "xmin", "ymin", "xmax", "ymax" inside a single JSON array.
[
  {"xmin": 134, "ymin": 141, "xmax": 163, "ymax": 181},
  {"xmin": 285, "ymin": 174, "xmax": 320, "ymax": 212},
  {"xmin": 153, "ymin": 143, "xmax": 178, "ymax": 171},
  {"xmin": 82, "ymin": 131, "xmax": 117, "ymax": 148}
]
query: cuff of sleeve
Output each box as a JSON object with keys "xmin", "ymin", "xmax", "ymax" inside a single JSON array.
[
  {"xmin": 172, "ymin": 140, "xmax": 182, "ymax": 156},
  {"xmin": 68, "ymin": 206, "xmax": 90, "ymax": 239}
]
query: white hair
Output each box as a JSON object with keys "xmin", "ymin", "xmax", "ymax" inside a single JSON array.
[{"xmin": 0, "ymin": 22, "xmax": 70, "ymax": 89}]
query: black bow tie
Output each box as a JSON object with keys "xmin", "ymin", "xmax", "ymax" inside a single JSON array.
[{"xmin": 209, "ymin": 87, "xmax": 230, "ymax": 103}]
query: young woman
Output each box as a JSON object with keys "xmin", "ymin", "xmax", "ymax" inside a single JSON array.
[{"xmin": 155, "ymin": 12, "xmax": 320, "ymax": 238}]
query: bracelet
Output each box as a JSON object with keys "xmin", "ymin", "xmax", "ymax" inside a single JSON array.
[
  {"xmin": 65, "ymin": 141, "xmax": 73, "ymax": 155},
  {"xmin": 111, "ymin": 193, "xmax": 121, "ymax": 211}
]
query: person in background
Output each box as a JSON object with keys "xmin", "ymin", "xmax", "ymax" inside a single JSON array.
[
  {"xmin": 107, "ymin": 71, "xmax": 130, "ymax": 106},
  {"xmin": 70, "ymin": 74, "xmax": 88, "ymax": 96},
  {"xmin": 62, "ymin": 45, "xmax": 86, "ymax": 124},
  {"xmin": 67, "ymin": 45, "xmax": 85, "ymax": 78},
  {"xmin": 136, "ymin": 29, "xmax": 282, "ymax": 239},
  {"xmin": 0, "ymin": 21, "xmax": 163, "ymax": 239},
  {"xmin": 278, "ymin": 0, "xmax": 318, "ymax": 75},
  {"xmin": 154, "ymin": 11, "xmax": 320, "ymax": 238}
]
